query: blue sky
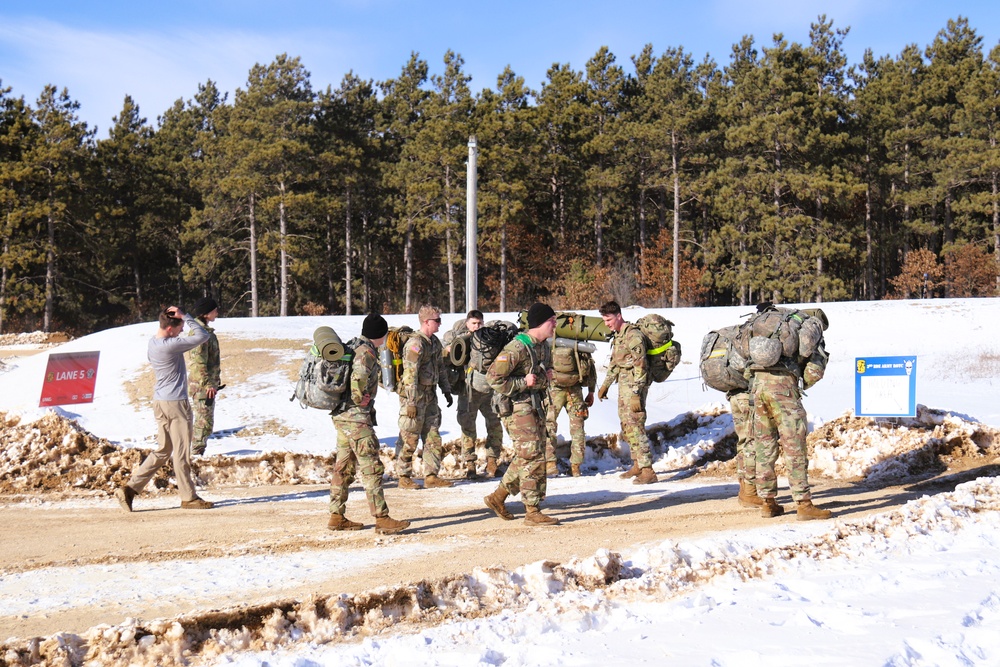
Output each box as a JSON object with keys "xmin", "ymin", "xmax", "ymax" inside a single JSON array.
[{"xmin": 2, "ymin": 0, "xmax": 999, "ymax": 136}]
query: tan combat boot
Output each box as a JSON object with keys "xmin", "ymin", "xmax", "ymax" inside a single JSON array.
[
  {"xmin": 620, "ymin": 463, "xmax": 640, "ymax": 479},
  {"xmin": 524, "ymin": 505, "xmax": 560, "ymax": 526},
  {"xmin": 484, "ymin": 486, "xmax": 515, "ymax": 520},
  {"xmin": 760, "ymin": 497, "xmax": 785, "ymax": 518},
  {"xmin": 486, "ymin": 456, "xmax": 499, "ymax": 477},
  {"xmin": 328, "ymin": 513, "xmax": 363, "ymax": 531},
  {"xmin": 424, "ymin": 474, "xmax": 454, "ymax": 488},
  {"xmin": 114, "ymin": 486, "xmax": 136, "ymax": 513},
  {"xmin": 465, "ymin": 461, "xmax": 479, "ymax": 479},
  {"xmin": 632, "ymin": 467, "xmax": 658, "ymax": 485},
  {"xmin": 375, "ymin": 516, "xmax": 411, "ymax": 535},
  {"xmin": 738, "ymin": 479, "xmax": 764, "ymax": 508},
  {"xmin": 571, "ymin": 464, "xmax": 582, "ymax": 477},
  {"xmin": 546, "ymin": 461, "xmax": 559, "ymax": 477},
  {"xmin": 398, "ymin": 476, "xmax": 421, "ymax": 490},
  {"xmin": 796, "ymin": 499, "xmax": 832, "ymax": 521}
]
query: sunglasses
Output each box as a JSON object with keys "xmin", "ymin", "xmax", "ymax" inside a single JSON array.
[{"xmin": 427, "ymin": 318, "xmax": 442, "ymax": 323}]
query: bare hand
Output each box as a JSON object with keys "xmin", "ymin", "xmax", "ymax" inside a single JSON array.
[{"xmin": 525, "ymin": 373, "xmax": 537, "ymax": 387}]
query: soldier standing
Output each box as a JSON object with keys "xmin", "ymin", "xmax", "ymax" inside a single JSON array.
[
  {"xmin": 729, "ymin": 389, "xmax": 762, "ymax": 507},
  {"xmin": 597, "ymin": 301, "xmax": 658, "ymax": 485},
  {"xmin": 187, "ymin": 297, "xmax": 222, "ymax": 457},
  {"xmin": 750, "ymin": 309, "xmax": 832, "ymax": 521},
  {"xmin": 329, "ymin": 313, "xmax": 410, "ymax": 535},
  {"xmin": 396, "ymin": 304, "xmax": 454, "ymax": 489},
  {"xmin": 483, "ymin": 302, "xmax": 560, "ymax": 526},
  {"xmin": 545, "ymin": 339, "xmax": 596, "ymax": 477},
  {"xmin": 443, "ymin": 310, "xmax": 504, "ymax": 478}
]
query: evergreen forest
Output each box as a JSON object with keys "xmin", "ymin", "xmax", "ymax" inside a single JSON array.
[{"xmin": 2, "ymin": 15, "xmax": 1000, "ymax": 334}]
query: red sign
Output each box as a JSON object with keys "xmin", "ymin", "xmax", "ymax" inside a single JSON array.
[{"xmin": 39, "ymin": 351, "xmax": 100, "ymax": 407}]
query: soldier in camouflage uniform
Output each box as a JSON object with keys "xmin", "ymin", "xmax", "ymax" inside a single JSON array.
[
  {"xmin": 483, "ymin": 303, "xmax": 560, "ymax": 526},
  {"xmin": 597, "ymin": 301, "xmax": 658, "ymax": 485},
  {"xmin": 396, "ymin": 304, "xmax": 454, "ymax": 489},
  {"xmin": 186, "ymin": 297, "xmax": 222, "ymax": 457},
  {"xmin": 750, "ymin": 308, "xmax": 832, "ymax": 521},
  {"xmin": 329, "ymin": 313, "xmax": 410, "ymax": 535},
  {"xmin": 545, "ymin": 341, "xmax": 596, "ymax": 477},
  {"xmin": 729, "ymin": 389, "xmax": 762, "ymax": 507},
  {"xmin": 442, "ymin": 310, "xmax": 503, "ymax": 478}
]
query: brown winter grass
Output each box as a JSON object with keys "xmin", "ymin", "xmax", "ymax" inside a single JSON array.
[
  {"xmin": 124, "ymin": 336, "xmax": 304, "ymax": 411},
  {"xmin": 961, "ymin": 349, "xmax": 1000, "ymax": 380}
]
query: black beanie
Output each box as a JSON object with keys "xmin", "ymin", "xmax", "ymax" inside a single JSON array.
[
  {"xmin": 191, "ymin": 297, "xmax": 218, "ymax": 318},
  {"xmin": 526, "ymin": 302, "xmax": 556, "ymax": 329},
  {"xmin": 362, "ymin": 313, "xmax": 389, "ymax": 340}
]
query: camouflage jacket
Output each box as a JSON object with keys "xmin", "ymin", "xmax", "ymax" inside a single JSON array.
[
  {"xmin": 486, "ymin": 333, "xmax": 552, "ymax": 403},
  {"xmin": 186, "ymin": 320, "xmax": 220, "ymax": 389},
  {"xmin": 400, "ymin": 331, "xmax": 452, "ymax": 405},
  {"xmin": 333, "ymin": 336, "xmax": 380, "ymax": 423},
  {"xmin": 602, "ymin": 322, "xmax": 647, "ymax": 390}
]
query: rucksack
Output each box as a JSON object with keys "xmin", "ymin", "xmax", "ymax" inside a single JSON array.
[
  {"xmin": 469, "ymin": 320, "xmax": 519, "ymax": 374},
  {"xmin": 550, "ymin": 338, "xmax": 596, "ymax": 388},
  {"xmin": 291, "ymin": 338, "xmax": 359, "ymax": 412},
  {"xmin": 699, "ymin": 325, "xmax": 749, "ymax": 393},
  {"xmin": 635, "ymin": 314, "xmax": 682, "ymax": 383},
  {"xmin": 735, "ymin": 306, "xmax": 825, "ymax": 368},
  {"xmin": 380, "ymin": 326, "xmax": 415, "ymax": 393},
  {"xmin": 518, "ymin": 309, "xmax": 612, "ymax": 342}
]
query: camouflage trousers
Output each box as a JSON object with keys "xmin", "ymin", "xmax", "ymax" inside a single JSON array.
[
  {"xmin": 457, "ymin": 385, "xmax": 502, "ymax": 464},
  {"xmin": 751, "ymin": 372, "xmax": 811, "ymax": 501},
  {"xmin": 546, "ymin": 385, "xmax": 587, "ymax": 465},
  {"xmin": 500, "ymin": 402, "xmax": 547, "ymax": 508},
  {"xmin": 617, "ymin": 382, "xmax": 652, "ymax": 468},
  {"xmin": 397, "ymin": 391, "xmax": 445, "ymax": 478},
  {"xmin": 189, "ymin": 383, "xmax": 215, "ymax": 455},
  {"xmin": 329, "ymin": 417, "xmax": 388, "ymax": 518},
  {"xmin": 728, "ymin": 391, "xmax": 755, "ymax": 485}
]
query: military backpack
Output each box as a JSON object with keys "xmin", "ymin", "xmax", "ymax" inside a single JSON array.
[
  {"xmin": 291, "ymin": 338, "xmax": 360, "ymax": 412},
  {"xmin": 699, "ymin": 325, "xmax": 749, "ymax": 393},
  {"xmin": 379, "ymin": 326, "xmax": 415, "ymax": 392},
  {"xmin": 734, "ymin": 306, "xmax": 825, "ymax": 368},
  {"xmin": 635, "ymin": 314, "xmax": 682, "ymax": 383}
]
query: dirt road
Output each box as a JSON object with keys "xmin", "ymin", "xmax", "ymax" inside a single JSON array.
[{"xmin": 1, "ymin": 468, "xmax": 971, "ymax": 641}]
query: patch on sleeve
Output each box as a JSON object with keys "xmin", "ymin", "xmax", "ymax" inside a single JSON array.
[{"xmin": 408, "ymin": 342, "xmax": 422, "ymax": 354}]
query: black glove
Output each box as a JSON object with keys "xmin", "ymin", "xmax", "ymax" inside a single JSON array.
[{"xmin": 445, "ymin": 392, "xmax": 454, "ymax": 408}]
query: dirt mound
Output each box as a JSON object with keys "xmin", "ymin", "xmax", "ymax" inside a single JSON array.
[
  {"xmin": 808, "ymin": 405, "xmax": 1000, "ymax": 483},
  {"xmin": 0, "ymin": 331, "xmax": 72, "ymax": 345}
]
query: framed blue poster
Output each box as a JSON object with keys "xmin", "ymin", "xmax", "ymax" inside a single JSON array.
[{"xmin": 854, "ymin": 356, "xmax": 916, "ymax": 417}]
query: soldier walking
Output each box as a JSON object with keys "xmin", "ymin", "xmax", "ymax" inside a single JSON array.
[
  {"xmin": 483, "ymin": 303, "xmax": 560, "ymax": 526},
  {"xmin": 597, "ymin": 301, "xmax": 658, "ymax": 485},
  {"xmin": 729, "ymin": 389, "xmax": 763, "ymax": 507},
  {"xmin": 115, "ymin": 306, "xmax": 214, "ymax": 512},
  {"xmin": 443, "ymin": 310, "xmax": 504, "ymax": 478},
  {"xmin": 329, "ymin": 313, "xmax": 410, "ymax": 535},
  {"xmin": 545, "ymin": 339, "xmax": 596, "ymax": 477},
  {"xmin": 396, "ymin": 304, "xmax": 454, "ymax": 489},
  {"xmin": 187, "ymin": 297, "xmax": 222, "ymax": 457}
]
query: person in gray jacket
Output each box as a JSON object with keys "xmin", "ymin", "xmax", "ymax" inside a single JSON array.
[{"xmin": 115, "ymin": 306, "xmax": 215, "ymax": 512}]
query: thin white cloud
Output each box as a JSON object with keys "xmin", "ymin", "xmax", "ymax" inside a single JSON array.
[{"xmin": 0, "ymin": 17, "xmax": 363, "ymax": 134}]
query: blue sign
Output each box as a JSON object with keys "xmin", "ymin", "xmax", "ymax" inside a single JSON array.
[{"xmin": 855, "ymin": 356, "xmax": 916, "ymax": 417}]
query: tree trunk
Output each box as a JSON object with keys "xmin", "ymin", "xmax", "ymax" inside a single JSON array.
[
  {"xmin": 249, "ymin": 192, "xmax": 259, "ymax": 317},
  {"xmin": 344, "ymin": 188, "xmax": 352, "ymax": 315},
  {"xmin": 595, "ymin": 193, "xmax": 604, "ymax": 267},
  {"xmin": 672, "ymin": 129, "xmax": 680, "ymax": 309},
  {"xmin": 404, "ymin": 219, "xmax": 414, "ymax": 312},
  {"xmin": 44, "ymin": 203, "xmax": 55, "ymax": 333},
  {"xmin": 993, "ymin": 167, "xmax": 999, "ymax": 294},
  {"xmin": 815, "ymin": 196, "xmax": 824, "ymax": 303},
  {"xmin": 864, "ymin": 141, "xmax": 874, "ymax": 300},
  {"xmin": 0, "ymin": 236, "xmax": 7, "ymax": 334},
  {"xmin": 279, "ymin": 182, "xmax": 289, "ymax": 317},
  {"xmin": 500, "ymin": 221, "xmax": 508, "ymax": 313},
  {"xmin": 445, "ymin": 165, "xmax": 455, "ymax": 313}
]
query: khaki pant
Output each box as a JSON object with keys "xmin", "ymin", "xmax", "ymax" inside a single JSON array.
[{"xmin": 128, "ymin": 399, "xmax": 198, "ymax": 502}]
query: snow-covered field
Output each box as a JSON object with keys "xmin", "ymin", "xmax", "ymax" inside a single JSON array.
[{"xmin": 2, "ymin": 298, "xmax": 1000, "ymax": 665}]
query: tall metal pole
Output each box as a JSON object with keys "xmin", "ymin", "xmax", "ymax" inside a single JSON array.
[{"xmin": 466, "ymin": 135, "xmax": 478, "ymax": 312}]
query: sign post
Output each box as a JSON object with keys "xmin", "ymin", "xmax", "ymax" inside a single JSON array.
[
  {"xmin": 39, "ymin": 351, "xmax": 100, "ymax": 407},
  {"xmin": 854, "ymin": 355, "xmax": 916, "ymax": 418}
]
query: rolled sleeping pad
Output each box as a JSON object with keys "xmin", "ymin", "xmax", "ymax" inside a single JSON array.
[
  {"xmin": 449, "ymin": 333, "xmax": 471, "ymax": 367},
  {"xmin": 379, "ymin": 345, "xmax": 396, "ymax": 391},
  {"xmin": 553, "ymin": 337, "xmax": 597, "ymax": 354},
  {"xmin": 312, "ymin": 326, "xmax": 345, "ymax": 362},
  {"xmin": 518, "ymin": 310, "xmax": 612, "ymax": 342}
]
